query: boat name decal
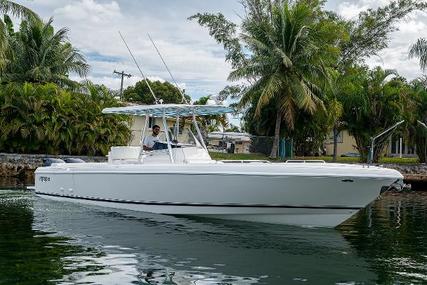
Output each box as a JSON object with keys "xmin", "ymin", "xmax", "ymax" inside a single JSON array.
[{"xmin": 39, "ymin": 176, "xmax": 51, "ymax": 182}]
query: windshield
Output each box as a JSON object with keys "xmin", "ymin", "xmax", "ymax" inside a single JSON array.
[{"xmin": 156, "ymin": 127, "xmax": 202, "ymax": 147}]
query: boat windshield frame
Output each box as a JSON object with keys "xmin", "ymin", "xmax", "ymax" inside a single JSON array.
[{"xmin": 103, "ymin": 104, "xmax": 233, "ymax": 163}]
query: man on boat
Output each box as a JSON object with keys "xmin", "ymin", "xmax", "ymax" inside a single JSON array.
[{"xmin": 143, "ymin": 124, "xmax": 160, "ymax": 151}]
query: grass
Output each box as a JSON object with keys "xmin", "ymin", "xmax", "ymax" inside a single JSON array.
[
  {"xmin": 209, "ymin": 152, "xmax": 272, "ymax": 161},
  {"xmin": 209, "ymin": 152, "xmax": 420, "ymax": 164}
]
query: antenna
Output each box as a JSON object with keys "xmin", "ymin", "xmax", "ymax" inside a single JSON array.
[
  {"xmin": 147, "ymin": 33, "xmax": 189, "ymax": 104},
  {"xmin": 118, "ymin": 31, "xmax": 158, "ymax": 103}
]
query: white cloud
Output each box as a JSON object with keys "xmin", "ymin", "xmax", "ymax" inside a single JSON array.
[
  {"xmin": 330, "ymin": 0, "xmax": 427, "ymax": 80},
  {"xmin": 14, "ymin": 0, "xmax": 427, "ymax": 99},
  {"xmin": 54, "ymin": 0, "xmax": 121, "ymax": 23},
  {"xmin": 336, "ymin": 2, "xmax": 367, "ymax": 20}
]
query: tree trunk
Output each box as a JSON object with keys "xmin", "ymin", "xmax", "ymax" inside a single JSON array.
[
  {"xmin": 333, "ymin": 127, "xmax": 338, "ymax": 162},
  {"xmin": 270, "ymin": 111, "xmax": 281, "ymax": 158},
  {"xmin": 415, "ymin": 135, "xmax": 427, "ymax": 163}
]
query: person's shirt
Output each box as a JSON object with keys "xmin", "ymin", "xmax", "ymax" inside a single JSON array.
[{"xmin": 143, "ymin": 135, "xmax": 160, "ymax": 148}]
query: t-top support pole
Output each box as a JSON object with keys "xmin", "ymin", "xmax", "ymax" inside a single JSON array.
[
  {"xmin": 163, "ymin": 111, "xmax": 175, "ymax": 163},
  {"xmin": 138, "ymin": 114, "xmax": 149, "ymax": 162},
  {"xmin": 369, "ymin": 120, "xmax": 404, "ymax": 164},
  {"xmin": 192, "ymin": 114, "xmax": 207, "ymax": 150}
]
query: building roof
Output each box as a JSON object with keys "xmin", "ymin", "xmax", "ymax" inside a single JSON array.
[{"xmin": 208, "ymin": 132, "xmax": 251, "ymax": 142}]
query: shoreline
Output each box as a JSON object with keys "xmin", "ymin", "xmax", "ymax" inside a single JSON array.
[{"xmin": 1, "ymin": 152, "xmax": 426, "ymax": 188}]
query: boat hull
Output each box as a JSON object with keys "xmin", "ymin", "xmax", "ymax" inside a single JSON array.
[{"xmin": 35, "ymin": 163, "xmax": 402, "ymax": 227}]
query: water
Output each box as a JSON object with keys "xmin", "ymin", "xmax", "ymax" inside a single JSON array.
[{"xmin": 0, "ymin": 181, "xmax": 426, "ymax": 285}]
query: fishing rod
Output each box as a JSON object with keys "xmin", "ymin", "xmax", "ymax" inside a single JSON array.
[
  {"xmin": 118, "ymin": 31, "xmax": 158, "ymax": 104},
  {"xmin": 147, "ymin": 33, "xmax": 189, "ymax": 104}
]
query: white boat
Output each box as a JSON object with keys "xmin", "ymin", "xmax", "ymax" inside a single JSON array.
[{"xmin": 34, "ymin": 104, "xmax": 404, "ymax": 228}]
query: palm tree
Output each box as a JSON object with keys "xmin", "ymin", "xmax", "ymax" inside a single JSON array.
[
  {"xmin": 2, "ymin": 17, "xmax": 89, "ymax": 88},
  {"xmin": 0, "ymin": 1, "xmax": 37, "ymax": 19},
  {"xmin": 232, "ymin": 1, "xmax": 337, "ymax": 158},
  {"xmin": 0, "ymin": 1, "xmax": 39, "ymax": 68},
  {"xmin": 410, "ymin": 38, "xmax": 427, "ymax": 72},
  {"xmin": 339, "ymin": 67, "xmax": 405, "ymax": 162}
]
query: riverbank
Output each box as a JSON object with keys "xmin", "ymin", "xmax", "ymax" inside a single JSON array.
[{"xmin": 1, "ymin": 152, "xmax": 426, "ymax": 186}]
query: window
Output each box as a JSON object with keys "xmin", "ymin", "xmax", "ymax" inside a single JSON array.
[
  {"xmin": 148, "ymin": 117, "xmax": 155, "ymax": 128},
  {"xmin": 326, "ymin": 131, "xmax": 343, "ymax": 144}
]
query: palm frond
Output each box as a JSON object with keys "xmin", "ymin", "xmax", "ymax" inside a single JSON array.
[{"xmin": 409, "ymin": 39, "xmax": 427, "ymax": 71}]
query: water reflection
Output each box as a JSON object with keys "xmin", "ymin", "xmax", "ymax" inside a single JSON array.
[
  {"xmin": 340, "ymin": 192, "xmax": 427, "ymax": 284},
  {"xmin": 1, "ymin": 188, "xmax": 427, "ymax": 284},
  {"xmin": 0, "ymin": 190, "xmax": 106, "ymax": 284}
]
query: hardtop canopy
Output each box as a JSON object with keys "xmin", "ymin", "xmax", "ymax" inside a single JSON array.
[{"xmin": 102, "ymin": 104, "xmax": 234, "ymax": 117}]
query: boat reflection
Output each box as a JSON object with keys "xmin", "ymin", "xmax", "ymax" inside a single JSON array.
[
  {"xmin": 32, "ymin": 191, "xmax": 376, "ymax": 284},
  {"xmin": 2, "ymin": 189, "xmax": 426, "ymax": 284}
]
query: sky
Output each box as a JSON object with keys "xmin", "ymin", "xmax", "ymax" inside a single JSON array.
[{"xmin": 14, "ymin": 0, "xmax": 427, "ymax": 102}]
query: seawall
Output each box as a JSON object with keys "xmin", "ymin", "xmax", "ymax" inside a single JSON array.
[{"xmin": 0, "ymin": 153, "xmax": 106, "ymax": 182}]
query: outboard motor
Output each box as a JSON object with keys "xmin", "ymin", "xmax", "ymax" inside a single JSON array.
[
  {"xmin": 381, "ymin": 179, "xmax": 412, "ymax": 193},
  {"xmin": 63, "ymin": 157, "xmax": 85, "ymax": 163},
  {"xmin": 42, "ymin": 158, "xmax": 65, "ymax": 166}
]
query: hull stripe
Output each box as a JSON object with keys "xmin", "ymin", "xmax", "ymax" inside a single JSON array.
[{"xmin": 35, "ymin": 191, "xmax": 362, "ymax": 210}]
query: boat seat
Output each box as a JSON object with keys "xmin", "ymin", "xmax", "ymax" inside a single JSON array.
[
  {"xmin": 181, "ymin": 147, "xmax": 212, "ymax": 163},
  {"xmin": 108, "ymin": 146, "xmax": 140, "ymax": 163}
]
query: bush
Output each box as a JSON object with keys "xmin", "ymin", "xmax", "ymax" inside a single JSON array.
[{"xmin": 0, "ymin": 82, "xmax": 131, "ymax": 156}]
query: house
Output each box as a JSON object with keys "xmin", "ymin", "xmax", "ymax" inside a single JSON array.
[
  {"xmin": 207, "ymin": 132, "xmax": 252, "ymax": 154},
  {"xmin": 129, "ymin": 116, "xmax": 191, "ymax": 146},
  {"xmin": 324, "ymin": 130, "xmax": 417, "ymax": 157},
  {"xmin": 324, "ymin": 130, "xmax": 358, "ymax": 156}
]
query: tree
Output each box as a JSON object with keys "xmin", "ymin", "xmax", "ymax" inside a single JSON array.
[
  {"xmin": 0, "ymin": 82, "xmax": 131, "ymax": 155},
  {"xmin": 329, "ymin": 0, "xmax": 427, "ymax": 161},
  {"xmin": 0, "ymin": 1, "xmax": 39, "ymax": 68},
  {"xmin": 1, "ymin": 17, "xmax": 89, "ymax": 88},
  {"xmin": 193, "ymin": 0, "xmax": 343, "ymax": 158},
  {"xmin": 339, "ymin": 66, "xmax": 407, "ymax": 162},
  {"xmin": 406, "ymin": 78, "xmax": 427, "ymax": 162},
  {"xmin": 193, "ymin": 0, "xmax": 426, "ymax": 159},
  {"xmin": 123, "ymin": 79, "xmax": 190, "ymax": 104},
  {"xmin": 0, "ymin": 1, "xmax": 37, "ymax": 19},
  {"xmin": 339, "ymin": 0, "xmax": 427, "ymax": 66},
  {"xmin": 225, "ymin": 124, "xmax": 240, "ymax": 132},
  {"xmin": 193, "ymin": 96, "xmax": 229, "ymax": 133},
  {"xmin": 409, "ymin": 38, "xmax": 427, "ymax": 72}
]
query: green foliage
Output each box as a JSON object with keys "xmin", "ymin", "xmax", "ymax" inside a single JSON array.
[
  {"xmin": 0, "ymin": 82, "xmax": 131, "ymax": 156},
  {"xmin": 406, "ymin": 78, "xmax": 427, "ymax": 162},
  {"xmin": 0, "ymin": 1, "xmax": 38, "ymax": 20},
  {"xmin": 193, "ymin": 0, "xmax": 426, "ymax": 159},
  {"xmin": 188, "ymin": 13, "xmax": 245, "ymax": 69},
  {"xmin": 192, "ymin": 0, "xmax": 347, "ymax": 157},
  {"xmin": 209, "ymin": 152, "xmax": 273, "ymax": 161},
  {"xmin": 0, "ymin": 1, "xmax": 39, "ymax": 69},
  {"xmin": 225, "ymin": 124, "xmax": 240, "ymax": 132},
  {"xmin": 409, "ymin": 38, "xmax": 427, "ymax": 72},
  {"xmin": 1, "ymin": 17, "xmax": 89, "ymax": 88},
  {"xmin": 123, "ymin": 79, "xmax": 190, "ymax": 104},
  {"xmin": 340, "ymin": 0, "xmax": 427, "ymax": 66},
  {"xmin": 338, "ymin": 66, "xmax": 408, "ymax": 162},
  {"xmin": 193, "ymin": 96, "xmax": 228, "ymax": 132}
]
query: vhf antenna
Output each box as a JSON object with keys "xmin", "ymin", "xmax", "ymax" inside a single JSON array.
[
  {"xmin": 147, "ymin": 33, "xmax": 189, "ymax": 104},
  {"xmin": 118, "ymin": 31, "xmax": 158, "ymax": 104}
]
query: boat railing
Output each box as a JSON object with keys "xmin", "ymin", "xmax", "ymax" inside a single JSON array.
[
  {"xmin": 285, "ymin": 160, "xmax": 326, "ymax": 164},
  {"xmin": 219, "ymin": 160, "xmax": 271, "ymax": 164}
]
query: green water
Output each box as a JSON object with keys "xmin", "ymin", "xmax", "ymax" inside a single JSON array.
[{"xmin": 0, "ymin": 182, "xmax": 426, "ymax": 284}]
